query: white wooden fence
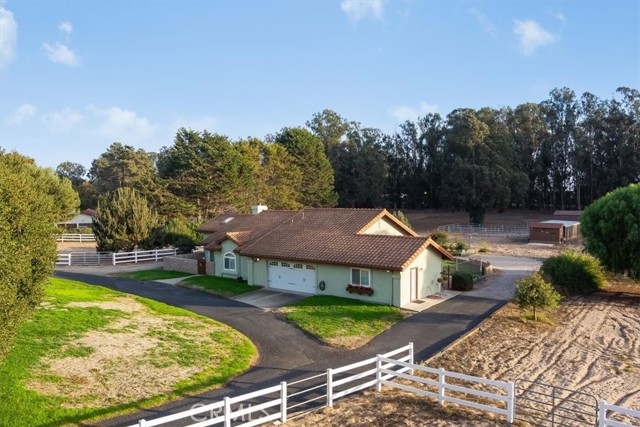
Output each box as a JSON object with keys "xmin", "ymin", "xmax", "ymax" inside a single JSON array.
[
  {"xmin": 56, "ymin": 252, "xmax": 112, "ymax": 266},
  {"xmin": 437, "ymin": 224, "xmax": 529, "ymax": 236},
  {"xmin": 56, "ymin": 233, "xmax": 96, "ymax": 242},
  {"xmin": 111, "ymin": 249, "xmax": 177, "ymax": 265},
  {"xmin": 124, "ymin": 342, "xmax": 640, "ymax": 427},
  {"xmin": 599, "ymin": 400, "xmax": 640, "ymax": 427}
]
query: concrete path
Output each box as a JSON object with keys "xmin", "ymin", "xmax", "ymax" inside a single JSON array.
[
  {"xmin": 153, "ymin": 275, "xmax": 198, "ymax": 285},
  {"xmin": 54, "ymin": 255, "xmax": 539, "ymax": 427},
  {"xmin": 231, "ymin": 288, "xmax": 308, "ymax": 309}
]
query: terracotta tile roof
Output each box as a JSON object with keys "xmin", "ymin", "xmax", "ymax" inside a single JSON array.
[
  {"xmin": 81, "ymin": 208, "xmax": 97, "ymax": 217},
  {"xmin": 202, "ymin": 210, "xmax": 298, "ymax": 251},
  {"xmin": 197, "ymin": 214, "xmax": 252, "ymax": 233},
  {"xmin": 234, "ymin": 208, "xmax": 453, "ymax": 271}
]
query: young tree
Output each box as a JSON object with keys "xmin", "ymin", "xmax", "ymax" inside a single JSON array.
[
  {"xmin": 581, "ymin": 183, "xmax": 640, "ymax": 279},
  {"xmin": 0, "ymin": 151, "xmax": 62, "ymax": 360},
  {"xmin": 514, "ymin": 273, "xmax": 562, "ymax": 321},
  {"xmin": 93, "ymin": 187, "xmax": 160, "ymax": 252}
]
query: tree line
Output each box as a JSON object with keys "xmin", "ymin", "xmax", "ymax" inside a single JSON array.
[{"xmin": 56, "ymin": 86, "xmax": 639, "ymax": 223}]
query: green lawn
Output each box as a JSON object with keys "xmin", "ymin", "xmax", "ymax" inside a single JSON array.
[
  {"xmin": 279, "ymin": 295, "xmax": 404, "ymax": 349},
  {"xmin": 117, "ymin": 269, "xmax": 195, "ymax": 280},
  {"xmin": 179, "ymin": 276, "xmax": 262, "ymax": 298},
  {"xmin": 0, "ymin": 277, "xmax": 256, "ymax": 427}
]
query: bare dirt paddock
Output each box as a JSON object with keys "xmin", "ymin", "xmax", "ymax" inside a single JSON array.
[{"xmin": 286, "ymin": 279, "xmax": 640, "ymax": 426}]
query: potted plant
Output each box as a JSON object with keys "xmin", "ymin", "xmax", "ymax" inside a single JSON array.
[{"xmin": 346, "ymin": 284, "xmax": 374, "ymax": 296}]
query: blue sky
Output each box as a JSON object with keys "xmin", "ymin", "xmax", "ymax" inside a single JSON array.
[{"xmin": 1, "ymin": 0, "xmax": 638, "ymax": 170}]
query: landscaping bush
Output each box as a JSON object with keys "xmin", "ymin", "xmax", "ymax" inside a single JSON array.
[
  {"xmin": 451, "ymin": 272, "xmax": 474, "ymax": 291},
  {"xmin": 541, "ymin": 251, "xmax": 606, "ymax": 294},
  {"xmin": 430, "ymin": 231, "xmax": 449, "ymax": 247},
  {"xmin": 515, "ymin": 272, "xmax": 562, "ymax": 321}
]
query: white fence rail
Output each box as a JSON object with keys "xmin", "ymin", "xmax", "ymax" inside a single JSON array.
[
  {"xmin": 123, "ymin": 342, "xmax": 640, "ymax": 427},
  {"xmin": 437, "ymin": 224, "xmax": 529, "ymax": 236},
  {"xmin": 56, "ymin": 252, "xmax": 112, "ymax": 266},
  {"xmin": 111, "ymin": 249, "xmax": 177, "ymax": 265},
  {"xmin": 599, "ymin": 400, "xmax": 640, "ymax": 427},
  {"xmin": 56, "ymin": 233, "xmax": 96, "ymax": 242}
]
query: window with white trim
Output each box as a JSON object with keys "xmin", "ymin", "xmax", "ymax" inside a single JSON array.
[
  {"xmin": 351, "ymin": 268, "xmax": 370, "ymax": 287},
  {"xmin": 293, "ymin": 263, "xmax": 303, "ymax": 269},
  {"xmin": 223, "ymin": 252, "xmax": 237, "ymax": 271},
  {"xmin": 268, "ymin": 261, "xmax": 278, "ymax": 266},
  {"xmin": 281, "ymin": 262, "xmax": 290, "ymax": 267}
]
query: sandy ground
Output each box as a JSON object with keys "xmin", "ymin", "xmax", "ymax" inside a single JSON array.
[
  {"xmin": 285, "ymin": 280, "xmax": 640, "ymax": 426},
  {"xmin": 57, "ymin": 241, "xmax": 97, "ymax": 253},
  {"xmin": 28, "ymin": 296, "xmax": 247, "ymax": 409}
]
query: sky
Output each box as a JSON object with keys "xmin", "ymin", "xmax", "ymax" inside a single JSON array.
[{"xmin": 1, "ymin": 0, "xmax": 639, "ymax": 170}]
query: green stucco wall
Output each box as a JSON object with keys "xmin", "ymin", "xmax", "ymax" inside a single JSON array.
[{"xmin": 314, "ymin": 264, "xmax": 396, "ymax": 305}]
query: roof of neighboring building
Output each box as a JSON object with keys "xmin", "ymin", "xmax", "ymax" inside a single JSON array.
[
  {"xmin": 81, "ymin": 208, "xmax": 97, "ymax": 217},
  {"xmin": 542, "ymin": 220, "xmax": 580, "ymax": 226},
  {"xmin": 201, "ymin": 208, "xmax": 452, "ymax": 271},
  {"xmin": 529, "ymin": 222, "xmax": 564, "ymax": 229}
]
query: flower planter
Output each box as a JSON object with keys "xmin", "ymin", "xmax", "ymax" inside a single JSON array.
[{"xmin": 346, "ymin": 284, "xmax": 374, "ymax": 296}]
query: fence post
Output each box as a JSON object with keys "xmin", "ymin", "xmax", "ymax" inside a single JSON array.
[
  {"xmin": 135, "ymin": 251, "xmax": 138, "ymax": 264},
  {"xmin": 409, "ymin": 342, "xmax": 414, "ymax": 375},
  {"xmin": 224, "ymin": 396, "xmax": 231, "ymax": 427},
  {"xmin": 112, "ymin": 252, "xmax": 116, "ymax": 266},
  {"xmin": 281, "ymin": 381, "xmax": 287, "ymax": 423},
  {"xmin": 376, "ymin": 355, "xmax": 382, "ymax": 392},
  {"xmin": 155, "ymin": 249, "xmax": 159, "ymax": 261},
  {"xmin": 67, "ymin": 254, "xmax": 71, "ymax": 266},
  {"xmin": 599, "ymin": 400, "xmax": 606, "ymax": 427},
  {"xmin": 327, "ymin": 368, "xmax": 333, "ymax": 408},
  {"xmin": 137, "ymin": 420, "xmax": 147, "ymax": 427},
  {"xmin": 438, "ymin": 368, "xmax": 446, "ymax": 406},
  {"xmin": 507, "ymin": 381, "xmax": 515, "ymax": 423}
]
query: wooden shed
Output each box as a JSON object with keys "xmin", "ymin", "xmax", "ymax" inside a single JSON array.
[{"xmin": 529, "ymin": 222, "xmax": 564, "ymax": 244}]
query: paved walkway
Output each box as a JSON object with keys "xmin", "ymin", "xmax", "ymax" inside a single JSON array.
[{"xmin": 54, "ymin": 256, "xmax": 540, "ymax": 427}]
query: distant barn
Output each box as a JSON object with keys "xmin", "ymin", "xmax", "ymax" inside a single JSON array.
[{"xmin": 529, "ymin": 220, "xmax": 581, "ymax": 244}]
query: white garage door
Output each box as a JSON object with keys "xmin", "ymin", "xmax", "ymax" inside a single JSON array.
[{"xmin": 268, "ymin": 261, "xmax": 317, "ymax": 294}]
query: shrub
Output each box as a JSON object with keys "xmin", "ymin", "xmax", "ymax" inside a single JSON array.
[
  {"xmin": 451, "ymin": 272, "xmax": 474, "ymax": 291},
  {"xmin": 515, "ymin": 273, "xmax": 562, "ymax": 321},
  {"xmin": 392, "ymin": 210, "xmax": 412, "ymax": 229},
  {"xmin": 455, "ymin": 241, "xmax": 469, "ymax": 254},
  {"xmin": 541, "ymin": 251, "xmax": 606, "ymax": 294},
  {"xmin": 430, "ymin": 231, "xmax": 449, "ymax": 247}
]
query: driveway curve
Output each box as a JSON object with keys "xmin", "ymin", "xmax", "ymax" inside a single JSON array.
[{"xmin": 54, "ymin": 256, "xmax": 540, "ymax": 427}]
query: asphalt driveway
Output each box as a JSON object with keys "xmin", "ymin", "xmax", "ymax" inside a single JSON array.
[{"xmin": 54, "ymin": 255, "xmax": 538, "ymax": 427}]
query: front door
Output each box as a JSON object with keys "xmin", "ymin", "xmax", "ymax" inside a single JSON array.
[
  {"xmin": 410, "ymin": 267, "xmax": 418, "ymax": 300},
  {"xmin": 197, "ymin": 258, "xmax": 206, "ymax": 275}
]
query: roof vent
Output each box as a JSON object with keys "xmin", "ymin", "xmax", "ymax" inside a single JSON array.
[
  {"xmin": 251, "ymin": 205, "xmax": 268, "ymax": 215},
  {"xmin": 223, "ymin": 217, "xmax": 234, "ymax": 224}
]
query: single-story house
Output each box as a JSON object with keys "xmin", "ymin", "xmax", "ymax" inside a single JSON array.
[
  {"xmin": 57, "ymin": 208, "xmax": 96, "ymax": 229},
  {"xmin": 196, "ymin": 207, "xmax": 453, "ymax": 307},
  {"xmin": 529, "ymin": 220, "xmax": 580, "ymax": 244}
]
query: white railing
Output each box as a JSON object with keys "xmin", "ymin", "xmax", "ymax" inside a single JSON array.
[
  {"xmin": 56, "ymin": 252, "xmax": 113, "ymax": 266},
  {"xmin": 126, "ymin": 343, "xmax": 414, "ymax": 427},
  {"xmin": 112, "ymin": 249, "xmax": 177, "ymax": 265},
  {"xmin": 599, "ymin": 400, "xmax": 640, "ymax": 427},
  {"xmin": 56, "ymin": 253, "xmax": 71, "ymax": 266},
  {"xmin": 378, "ymin": 356, "xmax": 515, "ymax": 422},
  {"xmin": 124, "ymin": 343, "xmax": 639, "ymax": 427},
  {"xmin": 56, "ymin": 233, "xmax": 96, "ymax": 242},
  {"xmin": 437, "ymin": 224, "xmax": 529, "ymax": 236}
]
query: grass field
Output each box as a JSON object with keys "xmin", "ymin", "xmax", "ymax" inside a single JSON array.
[
  {"xmin": 279, "ymin": 295, "xmax": 404, "ymax": 349},
  {"xmin": 179, "ymin": 275, "xmax": 262, "ymax": 297},
  {"xmin": 0, "ymin": 277, "xmax": 256, "ymax": 427},
  {"xmin": 117, "ymin": 269, "xmax": 195, "ymax": 280}
]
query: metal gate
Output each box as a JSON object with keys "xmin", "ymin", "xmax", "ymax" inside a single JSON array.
[{"xmin": 515, "ymin": 379, "xmax": 599, "ymax": 427}]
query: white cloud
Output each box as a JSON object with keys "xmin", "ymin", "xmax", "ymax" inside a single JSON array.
[
  {"xmin": 341, "ymin": 0, "xmax": 384, "ymax": 22},
  {"xmin": 468, "ymin": 7, "xmax": 497, "ymax": 35},
  {"xmin": 0, "ymin": 6, "xmax": 17, "ymax": 70},
  {"xmin": 43, "ymin": 42, "xmax": 80, "ymax": 66},
  {"xmin": 8, "ymin": 103, "xmax": 37, "ymax": 124},
  {"xmin": 388, "ymin": 102, "xmax": 438, "ymax": 122},
  {"xmin": 42, "ymin": 108, "xmax": 85, "ymax": 131},
  {"xmin": 554, "ymin": 13, "xmax": 566, "ymax": 23},
  {"xmin": 513, "ymin": 19, "xmax": 556, "ymax": 56},
  {"xmin": 92, "ymin": 106, "xmax": 157, "ymax": 141},
  {"xmin": 58, "ymin": 21, "xmax": 73, "ymax": 35}
]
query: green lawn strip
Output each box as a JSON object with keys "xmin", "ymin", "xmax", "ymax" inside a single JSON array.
[
  {"xmin": 179, "ymin": 275, "xmax": 262, "ymax": 298},
  {"xmin": 117, "ymin": 269, "xmax": 195, "ymax": 281},
  {"xmin": 0, "ymin": 277, "xmax": 256, "ymax": 427},
  {"xmin": 280, "ymin": 295, "xmax": 404, "ymax": 344}
]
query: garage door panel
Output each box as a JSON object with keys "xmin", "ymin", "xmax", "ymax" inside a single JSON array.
[{"xmin": 268, "ymin": 261, "xmax": 316, "ymax": 294}]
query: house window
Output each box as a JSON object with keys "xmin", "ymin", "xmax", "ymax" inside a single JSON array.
[
  {"xmin": 293, "ymin": 263, "xmax": 303, "ymax": 269},
  {"xmin": 281, "ymin": 262, "xmax": 290, "ymax": 267},
  {"xmin": 223, "ymin": 252, "xmax": 236, "ymax": 271},
  {"xmin": 306, "ymin": 265, "xmax": 316, "ymax": 270},
  {"xmin": 351, "ymin": 268, "xmax": 370, "ymax": 287},
  {"xmin": 269, "ymin": 261, "xmax": 278, "ymax": 266}
]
